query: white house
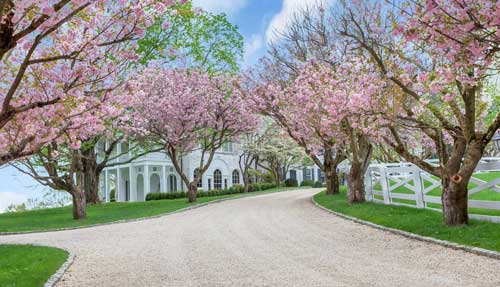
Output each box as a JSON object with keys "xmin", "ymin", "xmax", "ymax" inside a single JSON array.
[{"xmin": 99, "ymin": 141, "xmax": 325, "ymax": 202}]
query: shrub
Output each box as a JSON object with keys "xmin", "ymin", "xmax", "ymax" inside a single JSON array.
[
  {"xmin": 300, "ymin": 179, "xmax": 314, "ymax": 187},
  {"xmin": 262, "ymin": 172, "xmax": 275, "ymax": 183},
  {"xmin": 110, "ymin": 189, "xmax": 116, "ymax": 202},
  {"xmin": 284, "ymin": 178, "xmax": 298, "ymax": 187},
  {"xmin": 260, "ymin": 182, "xmax": 276, "ymax": 190},
  {"xmin": 146, "ymin": 192, "xmax": 159, "ymax": 201},
  {"xmin": 232, "ymin": 184, "xmax": 244, "ymax": 193},
  {"xmin": 249, "ymin": 183, "xmax": 261, "ymax": 192},
  {"xmin": 313, "ymin": 181, "xmax": 324, "ymax": 188}
]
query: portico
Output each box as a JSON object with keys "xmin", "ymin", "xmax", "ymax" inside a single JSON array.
[{"xmin": 102, "ymin": 162, "xmax": 181, "ymax": 202}]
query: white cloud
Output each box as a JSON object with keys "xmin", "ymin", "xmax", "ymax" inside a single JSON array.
[
  {"xmin": 266, "ymin": 0, "xmax": 334, "ymax": 44},
  {"xmin": 192, "ymin": 0, "xmax": 248, "ymax": 17},
  {"xmin": 0, "ymin": 192, "xmax": 27, "ymax": 213},
  {"xmin": 243, "ymin": 33, "xmax": 263, "ymax": 67}
]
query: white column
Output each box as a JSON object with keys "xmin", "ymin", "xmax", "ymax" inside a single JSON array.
[
  {"xmin": 144, "ymin": 165, "xmax": 150, "ymax": 196},
  {"xmin": 162, "ymin": 165, "xmax": 167, "ymax": 193},
  {"xmin": 105, "ymin": 169, "xmax": 110, "ymax": 203},
  {"xmin": 116, "ymin": 168, "xmax": 122, "ymax": 202},
  {"xmin": 130, "ymin": 165, "xmax": 137, "ymax": 201}
]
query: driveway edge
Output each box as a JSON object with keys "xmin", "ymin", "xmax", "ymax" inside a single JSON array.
[
  {"xmin": 311, "ymin": 195, "xmax": 500, "ymax": 261},
  {"xmin": 44, "ymin": 247, "xmax": 75, "ymax": 287},
  {"xmin": 0, "ymin": 189, "xmax": 295, "ymax": 236}
]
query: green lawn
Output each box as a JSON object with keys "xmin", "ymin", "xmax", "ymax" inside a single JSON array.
[
  {"xmin": 314, "ymin": 188, "xmax": 500, "ymax": 252},
  {"xmin": 0, "ymin": 187, "xmax": 298, "ymax": 233},
  {"xmin": 0, "ymin": 245, "xmax": 68, "ymax": 287}
]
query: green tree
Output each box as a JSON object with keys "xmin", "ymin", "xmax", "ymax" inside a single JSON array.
[{"xmin": 138, "ymin": 1, "xmax": 243, "ymax": 73}]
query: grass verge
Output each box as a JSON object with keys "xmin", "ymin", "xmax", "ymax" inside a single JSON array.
[
  {"xmin": 0, "ymin": 186, "xmax": 301, "ymax": 233},
  {"xmin": 314, "ymin": 187, "xmax": 500, "ymax": 253},
  {"xmin": 0, "ymin": 244, "xmax": 68, "ymax": 287}
]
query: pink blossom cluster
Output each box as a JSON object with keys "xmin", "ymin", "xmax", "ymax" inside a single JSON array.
[
  {"xmin": 247, "ymin": 57, "xmax": 388, "ymax": 154},
  {"xmin": 394, "ymin": 0, "xmax": 500, "ymax": 100},
  {"xmin": 0, "ymin": 1, "xmax": 185, "ymax": 162},
  {"xmin": 127, "ymin": 68, "xmax": 259, "ymax": 153}
]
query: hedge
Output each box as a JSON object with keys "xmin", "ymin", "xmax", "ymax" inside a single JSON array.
[
  {"xmin": 313, "ymin": 181, "xmax": 324, "ymax": 188},
  {"xmin": 300, "ymin": 179, "xmax": 314, "ymax": 187},
  {"xmin": 145, "ymin": 182, "xmax": 278, "ymax": 201},
  {"xmin": 284, "ymin": 178, "xmax": 298, "ymax": 187}
]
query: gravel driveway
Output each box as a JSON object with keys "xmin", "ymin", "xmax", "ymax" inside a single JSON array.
[{"xmin": 1, "ymin": 188, "xmax": 500, "ymax": 286}]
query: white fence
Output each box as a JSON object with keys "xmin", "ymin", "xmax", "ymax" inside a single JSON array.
[{"xmin": 364, "ymin": 158, "xmax": 500, "ymax": 223}]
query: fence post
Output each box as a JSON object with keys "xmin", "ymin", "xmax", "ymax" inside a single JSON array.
[
  {"xmin": 364, "ymin": 167, "xmax": 373, "ymax": 201},
  {"xmin": 413, "ymin": 166, "xmax": 425, "ymax": 208},
  {"xmin": 380, "ymin": 166, "xmax": 391, "ymax": 204}
]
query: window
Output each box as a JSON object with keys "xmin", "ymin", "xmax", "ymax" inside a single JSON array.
[
  {"xmin": 121, "ymin": 142, "xmax": 129, "ymax": 154},
  {"xmin": 97, "ymin": 141, "xmax": 106, "ymax": 155},
  {"xmin": 319, "ymin": 170, "xmax": 325, "ymax": 183},
  {"xmin": 169, "ymin": 175, "xmax": 177, "ymax": 192},
  {"xmin": 222, "ymin": 142, "xmax": 233, "ymax": 152},
  {"xmin": 194, "ymin": 169, "xmax": 203, "ymax": 188},
  {"xmin": 304, "ymin": 168, "xmax": 312, "ymax": 181},
  {"xmin": 214, "ymin": 169, "xmax": 222, "ymax": 190},
  {"xmin": 232, "ymin": 170, "xmax": 240, "ymax": 185}
]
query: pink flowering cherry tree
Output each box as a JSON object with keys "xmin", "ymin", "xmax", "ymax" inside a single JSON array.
[
  {"xmin": 289, "ymin": 59, "xmax": 386, "ymax": 203},
  {"xmin": 12, "ymin": 90, "xmax": 128, "ymax": 219},
  {"xmin": 128, "ymin": 68, "xmax": 259, "ymax": 202},
  {"xmin": 339, "ymin": 0, "xmax": 500, "ymax": 224},
  {"xmin": 246, "ymin": 61, "xmax": 346, "ymax": 196},
  {"xmin": 0, "ymin": 0, "xmax": 183, "ymax": 165},
  {"xmin": 247, "ymin": 55, "xmax": 387, "ymax": 203}
]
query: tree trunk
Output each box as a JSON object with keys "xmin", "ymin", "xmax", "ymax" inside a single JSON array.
[
  {"xmin": 441, "ymin": 177, "xmax": 469, "ymax": 226},
  {"xmin": 71, "ymin": 190, "xmax": 87, "ymax": 220},
  {"xmin": 272, "ymin": 167, "xmax": 281, "ymax": 187},
  {"xmin": 346, "ymin": 133, "xmax": 372, "ymax": 203},
  {"xmin": 346, "ymin": 161, "xmax": 365, "ymax": 203},
  {"xmin": 439, "ymin": 139, "xmax": 485, "ymax": 226},
  {"xmin": 187, "ymin": 182, "xmax": 197, "ymax": 203},
  {"xmin": 325, "ymin": 168, "xmax": 340, "ymax": 195},
  {"xmin": 274, "ymin": 175, "xmax": 281, "ymax": 188},
  {"xmin": 243, "ymin": 173, "xmax": 250, "ymax": 192},
  {"xmin": 84, "ymin": 170, "xmax": 100, "ymax": 204},
  {"xmin": 81, "ymin": 147, "xmax": 101, "ymax": 204}
]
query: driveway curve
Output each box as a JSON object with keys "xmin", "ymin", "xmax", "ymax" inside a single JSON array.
[{"xmin": 1, "ymin": 188, "xmax": 500, "ymax": 287}]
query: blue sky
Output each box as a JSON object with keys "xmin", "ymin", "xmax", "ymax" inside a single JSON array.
[
  {"xmin": 0, "ymin": 0, "xmax": 325, "ymax": 211},
  {"xmin": 192, "ymin": 0, "xmax": 329, "ymax": 67},
  {"xmin": 192, "ymin": 0, "xmax": 282, "ymax": 68}
]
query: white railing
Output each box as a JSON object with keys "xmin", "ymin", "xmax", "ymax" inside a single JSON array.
[{"xmin": 364, "ymin": 158, "xmax": 500, "ymax": 223}]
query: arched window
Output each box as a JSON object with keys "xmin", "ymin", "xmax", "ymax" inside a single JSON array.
[
  {"xmin": 150, "ymin": 174, "xmax": 161, "ymax": 193},
  {"xmin": 232, "ymin": 169, "xmax": 240, "ymax": 185},
  {"xmin": 169, "ymin": 175, "xmax": 177, "ymax": 192},
  {"xmin": 194, "ymin": 169, "xmax": 202, "ymax": 188},
  {"xmin": 214, "ymin": 169, "xmax": 222, "ymax": 190}
]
